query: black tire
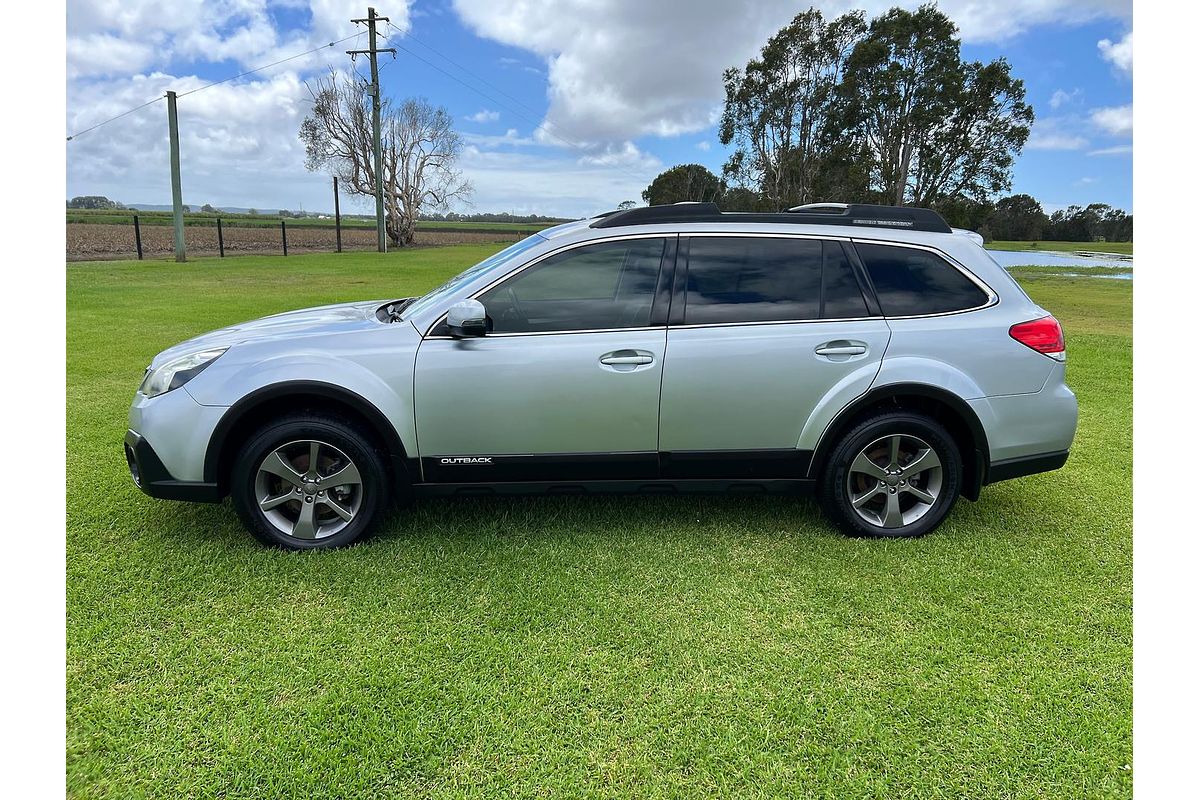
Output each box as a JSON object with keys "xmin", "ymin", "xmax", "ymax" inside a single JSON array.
[
  {"xmin": 231, "ymin": 413, "xmax": 391, "ymax": 550},
  {"xmin": 818, "ymin": 411, "xmax": 962, "ymax": 539}
]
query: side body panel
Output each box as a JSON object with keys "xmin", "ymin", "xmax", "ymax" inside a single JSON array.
[
  {"xmin": 413, "ymin": 330, "xmax": 667, "ymax": 459},
  {"xmin": 659, "ymin": 319, "xmax": 890, "ymax": 454}
]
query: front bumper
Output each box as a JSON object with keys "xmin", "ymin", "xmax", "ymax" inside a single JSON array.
[{"xmin": 124, "ymin": 429, "xmax": 221, "ymax": 503}]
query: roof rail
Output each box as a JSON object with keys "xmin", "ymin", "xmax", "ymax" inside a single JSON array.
[{"xmin": 590, "ymin": 202, "xmax": 953, "ymax": 233}]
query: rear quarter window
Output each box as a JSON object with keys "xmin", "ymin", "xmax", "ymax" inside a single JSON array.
[{"xmin": 856, "ymin": 243, "xmax": 989, "ymax": 316}]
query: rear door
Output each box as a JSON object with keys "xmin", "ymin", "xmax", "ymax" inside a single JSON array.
[{"xmin": 657, "ymin": 234, "xmax": 890, "ymax": 478}]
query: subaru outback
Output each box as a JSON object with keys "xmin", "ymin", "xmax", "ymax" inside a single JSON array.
[{"xmin": 124, "ymin": 202, "xmax": 1077, "ymax": 549}]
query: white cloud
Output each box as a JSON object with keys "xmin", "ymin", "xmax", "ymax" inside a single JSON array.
[
  {"xmin": 461, "ymin": 128, "xmax": 537, "ymax": 148},
  {"xmin": 1098, "ymin": 30, "xmax": 1132, "ymax": 73},
  {"xmin": 465, "ymin": 109, "xmax": 500, "ymax": 123},
  {"xmin": 695, "ymin": 140, "xmax": 711, "ymax": 151},
  {"xmin": 67, "ymin": 70, "xmax": 322, "ymax": 208},
  {"xmin": 576, "ymin": 141, "xmax": 660, "ymax": 170},
  {"xmin": 457, "ymin": 148, "xmax": 656, "ymax": 218},
  {"xmin": 1074, "ymin": 176, "xmax": 1098, "ymax": 186},
  {"xmin": 66, "ymin": 2, "xmax": 412, "ymax": 78},
  {"xmin": 1049, "ymin": 88, "xmax": 1081, "ymax": 109},
  {"xmin": 452, "ymin": 0, "xmax": 1131, "ymax": 148},
  {"xmin": 66, "ymin": 3, "xmax": 415, "ymax": 211},
  {"xmin": 1088, "ymin": 144, "xmax": 1133, "ymax": 157},
  {"xmin": 1091, "ymin": 104, "xmax": 1133, "ymax": 137},
  {"xmin": 1027, "ymin": 120, "xmax": 1088, "ymax": 150},
  {"xmin": 67, "ymin": 32, "xmax": 159, "ymax": 79}
]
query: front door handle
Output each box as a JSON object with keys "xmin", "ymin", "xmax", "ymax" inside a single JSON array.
[
  {"xmin": 599, "ymin": 349, "xmax": 654, "ymax": 369},
  {"xmin": 815, "ymin": 340, "xmax": 868, "ymax": 359}
]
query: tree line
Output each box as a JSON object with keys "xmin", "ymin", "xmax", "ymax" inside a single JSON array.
[
  {"xmin": 637, "ymin": 4, "xmax": 1130, "ymax": 242},
  {"xmin": 640, "ymin": 165, "xmax": 1132, "ymax": 243}
]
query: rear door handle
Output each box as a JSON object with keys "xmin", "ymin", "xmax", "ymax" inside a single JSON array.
[
  {"xmin": 599, "ymin": 349, "xmax": 654, "ymax": 368},
  {"xmin": 815, "ymin": 341, "xmax": 868, "ymax": 357}
]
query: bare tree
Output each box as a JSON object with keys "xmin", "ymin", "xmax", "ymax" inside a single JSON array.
[{"xmin": 300, "ymin": 71, "xmax": 472, "ymax": 247}]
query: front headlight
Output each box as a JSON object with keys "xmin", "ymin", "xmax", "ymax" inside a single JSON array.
[{"xmin": 139, "ymin": 347, "xmax": 227, "ymax": 398}]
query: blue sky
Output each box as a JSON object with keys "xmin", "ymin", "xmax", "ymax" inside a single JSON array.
[{"xmin": 66, "ymin": 1, "xmax": 1133, "ymax": 219}]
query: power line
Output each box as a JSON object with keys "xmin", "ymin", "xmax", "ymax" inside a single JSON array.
[
  {"xmin": 176, "ymin": 32, "xmax": 365, "ymax": 98},
  {"xmin": 66, "ymin": 31, "xmax": 365, "ymax": 141},
  {"xmin": 66, "ymin": 96, "xmax": 165, "ymax": 142},
  {"xmin": 390, "ymin": 21, "xmax": 540, "ymax": 119},
  {"xmin": 378, "ymin": 26, "xmax": 651, "ymax": 186}
]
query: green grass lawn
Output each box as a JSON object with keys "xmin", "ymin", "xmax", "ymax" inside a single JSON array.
[
  {"xmin": 986, "ymin": 240, "xmax": 1133, "ymax": 256},
  {"xmin": 67, "ymin": 249, "xmax": 1132, "ymax": 798}
]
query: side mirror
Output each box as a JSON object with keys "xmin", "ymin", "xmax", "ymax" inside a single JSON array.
[{"xmin": 447, "ymin": 299, "xmax": 487, "ymax": 338}]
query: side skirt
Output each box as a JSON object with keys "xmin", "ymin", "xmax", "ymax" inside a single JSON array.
[{"xmin": 412, "ymin": 478, "xmax": 816, "ymax": 499}]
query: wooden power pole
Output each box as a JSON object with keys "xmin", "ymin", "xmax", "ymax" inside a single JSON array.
[
  {"xmin": 349, "ymin": 8, "xmax": 395, "ymax": 253},
  {"xmin": 166, "ymin": 90, "xmax": 186, "ymax": 262},
  {"xmin": 333, "ymin": 176, "xmax": 343, "ymax": 253}
]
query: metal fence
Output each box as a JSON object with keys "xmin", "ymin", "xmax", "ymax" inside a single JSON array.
[{"xmin": 65, "ymin": 215, "xmax": 542, "ymax": 261}]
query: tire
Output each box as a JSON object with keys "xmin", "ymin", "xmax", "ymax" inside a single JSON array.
[
  {"xmin": 818, "ymin": 411, "xmax": 962, "ymax": 539},
  {"xmin": 231, "ymin": 413, "xmax": 391, "ymax": 550}
]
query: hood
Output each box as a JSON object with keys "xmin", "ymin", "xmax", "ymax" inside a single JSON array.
[{"xmin": 153, "ymin": 299, "xmax": 395, "ymax": 365}]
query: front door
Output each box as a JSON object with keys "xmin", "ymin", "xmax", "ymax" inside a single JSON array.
[
  {"xmin": 414, "ymin": 236, "xmax": 673, "ymax": 483},
  {"xmin": 658, "ymin": 235, "xmax": 890, "ymax": 478}
]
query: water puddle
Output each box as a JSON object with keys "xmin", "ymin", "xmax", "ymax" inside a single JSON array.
[
  {"xmin": 986, "ymin": 248, "xmax": 1133, "ymax": 281},
  {"xmin": 987, "ymin": 248, "xmax": 1133, "ymax": 270}
]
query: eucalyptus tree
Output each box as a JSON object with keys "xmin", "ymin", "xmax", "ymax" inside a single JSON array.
[
  {"xmin": 719, "ymin": 8, "xmax": 866, "ymax": 208},
  {"xmin": 837, "ymin": 4, "xmax": 1033, "ymax": 206},
  {"xmin": 640, "ymin": 164, "xmax": 723, "ymax": 206}
]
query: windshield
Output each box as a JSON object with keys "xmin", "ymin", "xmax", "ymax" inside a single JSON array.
[{"xmin": 400, "ymin": 234, "xmax": 548, "ymax": 320}]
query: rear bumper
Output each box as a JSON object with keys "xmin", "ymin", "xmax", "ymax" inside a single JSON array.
[
  {"xmin": 984, "ymin": 449, "xmax": 1070, "ymax": 485},
  {"xmin": 124, "ymin": 430, "xmax": 221, "ymax": 503}
]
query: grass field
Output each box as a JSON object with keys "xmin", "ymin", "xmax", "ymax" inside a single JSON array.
[
  {"xmin": 986, "ymin": 240, "xmax": 1133, "ymax": 255},
  {"xmin": 67, "ymin": 248, "xmax": 1131, "ymax": 798}
]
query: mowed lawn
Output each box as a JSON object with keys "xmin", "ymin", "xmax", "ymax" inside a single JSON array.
[{"xmin": 67, "ymin": 248, "xmax": 1131, "ymax": 798}]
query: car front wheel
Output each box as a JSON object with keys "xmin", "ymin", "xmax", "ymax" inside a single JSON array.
[
  {"xmin": 819, "ymin": 411, "xmax": 962, "ymax": 539},
  {"xmin": 231, "ymin": 413, "xmax": 390, "ymax": 549}
]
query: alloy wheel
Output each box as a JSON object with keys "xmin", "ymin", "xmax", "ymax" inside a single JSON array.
[
  {"xmin": 254, "ymin": 439, "xmax": 363, "ymax": 540},
  {"xmin": 845, "ymin": 434, "xmax": 943, "ymax": 529}
]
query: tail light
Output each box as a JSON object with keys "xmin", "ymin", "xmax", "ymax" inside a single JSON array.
[{"xmin": 1010, "ymin": 315, "xmax": 1065, "ymax": 361}]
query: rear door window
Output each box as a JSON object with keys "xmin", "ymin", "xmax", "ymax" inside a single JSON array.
[
  {"xmin": 821, "ymin": 243, "xmax": 869, "ymax": 319},
  {"xmin": 684, "ymin": 237, "xmax": 870, "ymax": 324},
  {"xmin": 856, "ymin": 242, "xmax": 989, "ymax": 316}
]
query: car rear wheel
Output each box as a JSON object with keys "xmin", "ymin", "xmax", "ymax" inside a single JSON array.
[
  {"xmin": 819, "ymin": 411, "xmax": 962, "ymax": 538},
  {"xmin": 231, "ymin": 414, "xmax": 390, "ymax": 549}
]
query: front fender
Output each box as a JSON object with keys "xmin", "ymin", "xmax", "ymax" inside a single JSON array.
[{"xmin": 184, "ymin": 327, "xmax": 420, "ymax": 463}]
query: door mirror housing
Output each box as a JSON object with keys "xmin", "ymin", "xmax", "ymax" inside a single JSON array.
[{"xmin": 447, "ymin": 299, "xmax": 487, "ymax": 338}]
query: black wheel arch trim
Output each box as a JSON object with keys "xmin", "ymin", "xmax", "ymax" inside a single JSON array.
[
  {"xmin": 203, "ymin": 380, "xmax": 412, "ymax": 493},
  {"xmin": 809, "ymin": 382, "xmax": 990, "ymax": 501}
]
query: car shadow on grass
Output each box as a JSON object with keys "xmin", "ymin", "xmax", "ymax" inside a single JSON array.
[{"xmin": 137, "ymin": 485, "xmax": 1034, "ymax": 558}]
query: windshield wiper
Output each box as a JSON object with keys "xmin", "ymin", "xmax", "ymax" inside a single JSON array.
[{"xmin": 376, "ymin": 298, "xmax": 414, "ymax": 323}]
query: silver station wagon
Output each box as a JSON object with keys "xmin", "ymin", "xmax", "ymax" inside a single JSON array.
[{"xmin": 125, "ymin": 202, "xmax": 1078, "ymax": 549}]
